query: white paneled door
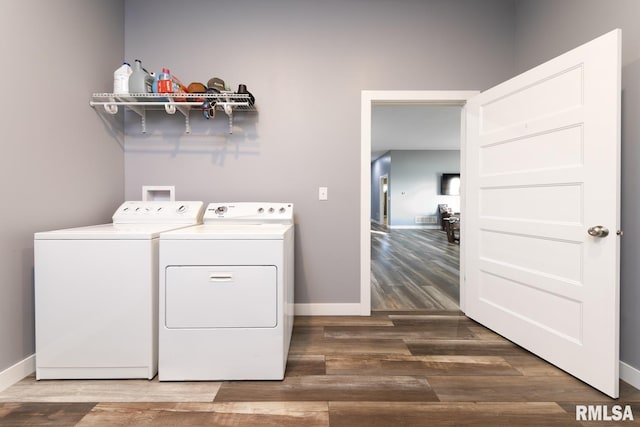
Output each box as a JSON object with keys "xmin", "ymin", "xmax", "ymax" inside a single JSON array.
[{"xmin": 464, "ymin": 29, "xmax": 621, "ymax": 397}]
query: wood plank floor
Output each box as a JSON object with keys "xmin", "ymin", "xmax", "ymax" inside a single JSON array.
[
  {"xmin": 2, "ymin": 312, "xmax": 639, "ymax": 426},
  {"xmin": 2, "ymin": 227, "xmax": 638, "ymax": 425},
  {"xmin": 371, "ymin": 223, "xmax": 460, "ymax": 310}
]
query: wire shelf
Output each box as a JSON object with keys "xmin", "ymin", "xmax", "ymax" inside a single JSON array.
[{"xmin": 89, "ymin": 92, "xmax": 256, "ymax": 134}]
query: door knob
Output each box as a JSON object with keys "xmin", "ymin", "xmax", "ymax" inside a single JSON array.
[{"xmin": 588, "ymin": 225, "xmax": 609, "ymax": 238}]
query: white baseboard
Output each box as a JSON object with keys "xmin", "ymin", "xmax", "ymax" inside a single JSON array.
[
  {"xmin": 294, "ymin": 303, "xmax": 363, "ymax": 316},
  {"xmin": 620, "ymin": 361, "xmax": 640, "ymax": 390},
  {"xmin": 3, "ymin": 348, "xmax": 637, "ymax": 393},
  {"xmin": 0, "ymin": 354, "xmax": 35, "ymax": 392},
  {"xmin": 389, "ymin": 225, "xmax": 440, "ymax": 230}
]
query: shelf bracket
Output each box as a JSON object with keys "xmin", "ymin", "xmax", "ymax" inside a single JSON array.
[
  {"xmin": 175, "ymin": 105, "xmax": 192, "ymax": 134},
  {"xmin": 103, "ymin": 103, "xmax": 118, "ymax": 114},
  {"xmin": 127, "ymin": 105, "xmax": 147, "ymax": 134},
  {"xmin": 164, "ymin": 103, "xmax": 177, "ymax": 115},
  {"xmin": 223, "ymin": 104, "xmax": 234, "ymax": 134}
]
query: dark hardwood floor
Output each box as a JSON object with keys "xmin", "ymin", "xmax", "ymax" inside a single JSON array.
[
  {"xmin": 1, "ymin": 227, "xmax": 638, "ymax": 426},
  {"xmin": 2, "ymin": 312, "xmax": 639, "ymax": 426}
]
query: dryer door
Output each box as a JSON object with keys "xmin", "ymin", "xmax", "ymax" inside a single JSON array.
[{"xmin": 165, "ymin": 265, "xmax": 277, "ymax": 328}]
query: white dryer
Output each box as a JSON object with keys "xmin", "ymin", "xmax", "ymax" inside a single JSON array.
[
  {"xmin": 158, "ymin": 202, "xmax": 294, "ymax": 381},
  {"xmin": 34, "ymin": 201, "xmax": 204, "ymax": 380}
]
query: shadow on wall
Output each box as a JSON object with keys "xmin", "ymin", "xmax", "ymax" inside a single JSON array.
[
  {"xmin": 93, "ymin": 110, "xmax": 125, "ymax": 151},
  {"xmin": 120, "ymin": 110, "xmax": 261, "ymax": 166}
]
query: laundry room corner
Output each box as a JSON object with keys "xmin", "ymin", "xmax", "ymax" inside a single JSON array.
[{"xmin": 0, "ymin": 0, "xmax": 126, "ymax": 388}]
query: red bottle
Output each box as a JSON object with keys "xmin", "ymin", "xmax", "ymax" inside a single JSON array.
[{"xmin": 157, "ymin": 68, "xmax": 173, "ymax": 93}]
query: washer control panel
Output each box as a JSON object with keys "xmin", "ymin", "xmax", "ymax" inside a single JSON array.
[
  {"xmin": 204, "ymin": 202, "xmax": 294, "ymax": 224},
  {"xmin": 112, "ymin": 201, "xmax": 205, "ymax": 224}
]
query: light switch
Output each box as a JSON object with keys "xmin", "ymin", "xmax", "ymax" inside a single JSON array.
[{"xmin": 319, "ymin": 187, "xmax": 328, "ymax": 201}]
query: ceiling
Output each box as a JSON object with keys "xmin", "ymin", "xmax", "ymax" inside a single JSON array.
[{"xmin": 371, "ymin": 104, "xmax": 462, "ymax": 160}]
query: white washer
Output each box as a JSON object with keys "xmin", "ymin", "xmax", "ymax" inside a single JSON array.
[
  {"xmin": 158, "ymin": 202, "xmax": 294, "ymax": 381},
  {"xmin": 34, "ymin": 201, "xmax": 204, "ymax": 380}
]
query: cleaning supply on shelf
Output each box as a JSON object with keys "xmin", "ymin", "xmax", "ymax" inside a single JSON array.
[
  {"xmin": 157, "ymin": 68, "xmax": 173, "ymax": 93},
  {"xmin": 170, "ymin": 74, "xmax": 189, "ymax": 102},
  {"xmin": 128, "ymin": 59, "xmax": 152, "ymax": 94},
  {"xmin": 171, "ymin": 75, "xmax": 188, "ymax": 93},
  {"xmin": 151, "ymin": 72, "xmax": 168, "ymax": 102},
  {"xmin": 113, "ymin": 62, "xmax": 132, "ymax": 94},
  {"xmin": 151, "ymin": 72, "xmax": 159, "ymax": 93}
]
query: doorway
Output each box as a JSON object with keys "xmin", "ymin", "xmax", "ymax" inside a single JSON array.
[
  {"xmin": 379, "ymin": 175, "xmax": 388, "ymax": 226},
  {"xmin": 359, "ymin": 91, "xmax": 479, "ymax": 316},
  {"xmin": 370, "ymin": 107, "xmax": 463, "ymax": 311},
  {"xmin": 361, "ymin": 31, "xmax": 623, "ymax": 399}
]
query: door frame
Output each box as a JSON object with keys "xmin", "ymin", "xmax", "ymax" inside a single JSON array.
[{"xmin": 360, "ymin": 90, "xmax": 479, "ymax": 315}]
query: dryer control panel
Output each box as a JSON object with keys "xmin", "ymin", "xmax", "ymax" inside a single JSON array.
[
  {"xmin": 113, "ymin": 201, "xmax": 205, "ymax": 224},
  {"xmin": 204, "ymin": 202, "xmax": 294, "ymax": 224}
]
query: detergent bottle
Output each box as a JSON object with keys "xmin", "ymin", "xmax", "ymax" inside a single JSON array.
[
  {"xmin": 157, "ymin": 68, "xmax": 173, "ymax": 93},
  {"xmin": 128, "ymin": 59, "xmax": 151, "ymax": 94},
  {"xmin": 113, "ymin": 62, "xmax": 132, "ymax": 94}
]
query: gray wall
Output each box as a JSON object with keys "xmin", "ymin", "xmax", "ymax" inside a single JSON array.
[
  {"xmin": 0, "ymin": 1, "xmax": 125, "ymax": 372},
  {"xmin": 124, "ymin": 0, "xmax": 517, "ymax": 304},
  {"xmin": 388, "ymin": 150, "xmax": 460, "ymax": 227},
  {"xmin": 513, "ymin": 0, "xmax": 640, "ymax": 387},
  {"xmin": 371, "ymin": 150, "xmax": 460, "ymax": 227}
]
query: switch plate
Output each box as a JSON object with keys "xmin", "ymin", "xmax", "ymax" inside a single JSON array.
[{"xmin": 319, "ymin": 187, "xmax": 328, "ymax": 201}]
